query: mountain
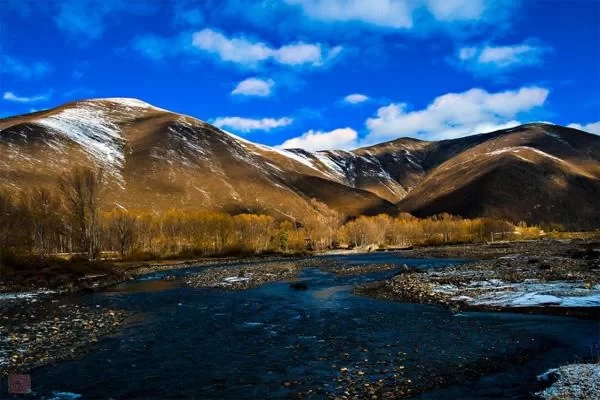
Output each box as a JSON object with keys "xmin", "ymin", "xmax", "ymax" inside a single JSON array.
[
  {"xmin": 1, "ymin": 98, "xmax": 599, "ymax": 229},
  {"xmin": 0, "ymin": 98, "xmax": 397, "ymax": 220},
  {"xmin": 397, "ymin": 124, "xmax": 600, "ymax": 229}
]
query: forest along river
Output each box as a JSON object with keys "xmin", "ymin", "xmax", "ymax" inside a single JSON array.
[{"xmin": 3, "ymin": 253, "xmax": 599, "ymax": 399}]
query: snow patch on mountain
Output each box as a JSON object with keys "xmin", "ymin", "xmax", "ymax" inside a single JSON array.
[
  {"xmin": 220, "ymin": 128, "xmax": 324, "ymax": 174},
  {"xmin": 487, "ymin": 146, "xmax": 565, "ymax": 164},
  {"xmin": 543, "ymin": 129, "xmax": 572, "ymax": 148},
  {"xmin": 313, "ymin": 151, "xmax": 353, "ymax": 183},
  {"xmin": 35, "ymin": 103, "xmax": 125, "ymax": 178},
  {"xmin": 94, "ymin": 98, "xmax": 169, "ymax": 113}
]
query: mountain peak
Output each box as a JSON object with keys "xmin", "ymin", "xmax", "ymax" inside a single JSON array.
[{"xmin": 81, "ymin": 97, "xmax": 169, "ymax": 112}]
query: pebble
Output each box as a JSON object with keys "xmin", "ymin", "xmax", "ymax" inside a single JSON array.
[
  {"xmin": 0, "ymin": 300, "xmax": 127, "ymax": 378},
  {"xmin": 184, "ymin": 260, "xmax": 321, "ymax": 291}
]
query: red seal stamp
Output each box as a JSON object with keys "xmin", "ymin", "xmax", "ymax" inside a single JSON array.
[{"xmin": 8, "ymin": 374, "xmax": 31, "ymax": 394}]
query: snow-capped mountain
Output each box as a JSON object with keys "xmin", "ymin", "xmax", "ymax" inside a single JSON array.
[{"xmin": 1, "ymin": 98, "xmax": 599, "ymax": 228}]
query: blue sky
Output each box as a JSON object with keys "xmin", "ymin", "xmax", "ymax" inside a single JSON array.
[{"xmin": 1, "ymin": 0, "xmax": 599, "ymax": 150}]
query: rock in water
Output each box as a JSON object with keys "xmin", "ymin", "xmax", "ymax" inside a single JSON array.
[{"xmin": 289, "ymin": 282, "xmax": 308, "ymax": 291}]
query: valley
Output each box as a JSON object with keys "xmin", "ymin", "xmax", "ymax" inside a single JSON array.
[
  {"xmin": 3, "ymin": 0, "xmax": 599, "ymax": 398},
  {"xmin": 1, "ymin": 100, "xmax": 598, "ymax": 399}
]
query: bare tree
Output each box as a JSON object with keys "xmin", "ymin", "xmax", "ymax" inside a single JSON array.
[
  {"xmin": 59, "ymin": 167, "xmax": 104, "ymax": 260},
  {"xmin": 22, "ymin": 188, "xmax": 63, "ymax": 257},
  {"xmin": 0, "ymin": 190, "xmax": 15, "ymax": 265},
  {"xmin": 110, "ymin": 210, "xmax": 137, "ymax": 259}
]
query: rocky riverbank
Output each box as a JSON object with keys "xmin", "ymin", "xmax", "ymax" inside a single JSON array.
[
  {"xmin": 0, "ymin": 295, "xmax": 127, "ymax": 378},
  {"xmin": 127, "ymin": 254, "xmax": 310, "ymax": 277},
  {"xmin": 402, "ymin": 239, "xmax": 599, "ymax": 260},
  {"xmin": 536, "ymin": 364, "xmax": 600, "ymax": 399},
  {"xmin": 183, "ymin": 260, "xmax": 321, "ymax": 290},
  {"xmin": 320, "ymin": 262, "xmax": 408, "ymax": 277},
  {"xmin": 356, "ymin": 240, "xmax": 600, "ymax": 318}
]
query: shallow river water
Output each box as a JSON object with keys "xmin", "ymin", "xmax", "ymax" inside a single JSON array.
[{"xmin": 7, "ymin": 254, "xmax": 600, "ymax": 399}]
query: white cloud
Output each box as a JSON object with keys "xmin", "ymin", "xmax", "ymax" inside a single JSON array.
[
  {"xmin": 567, "ymin": 122, "xmax": 600, "ymax": 135},
  {"xmin": 213, "ymin": 116, "xmax": 293, "ymax": 132},
  {"xmin": 191, "ymin": 28, "xmax": 342, "ymax": 67},
  {"xmin": 231, "ymin": 78, "xmax": 275, "ymax": 97},
  {"xmin": 364, "ymin": 86, "xmax": 549, "ymax": 142},
  {"xmin": 286, "ymin": 0, "xmax": 490, "ymax": 29},
  {"xmin": 3, "ymin": 91, "xmax": 51, "ymax": 103},
  {"xmin": 343, "ymin": 93, "xmax": 369, "ymax": 104},
  {"xmin": 455, "ymin": 40, "xmax": 549, "ymax": 74},
  {"xmin": 286, "ymin": 0, "xmax": 414, "ymax": 28},
  {"xmin": 458, "ymin": 47, "xmax": 478, "ymax": 60},
  {"xmin": 1, "ymin": 56, "xmax": 51, "ymax": 80},
  {"xmin": 425, "ymin": 0, "xmax": 485, "ymax": 22},
  {"xmin": 278, "ymin": 127, "xmax": 358, "ymax": 151}
]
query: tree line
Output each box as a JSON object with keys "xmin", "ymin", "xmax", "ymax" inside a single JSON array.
[{"xmin": 0, "ymin": 167, "xmax": 550, "ymax": 262}]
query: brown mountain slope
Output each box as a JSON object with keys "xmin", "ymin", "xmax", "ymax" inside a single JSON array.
[
  {"xmin": 397, "ymin": 124, "xmax": 600, "ymax": 229},
  {"xmin": 1, "ymin": 99, "xmax": 598, "ymax": 228},
  {"xmin": 0, "ymin": 98, "xmax": 396, "ymax": 219}
]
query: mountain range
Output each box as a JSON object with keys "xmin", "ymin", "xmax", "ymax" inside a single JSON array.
[{"xmin": 1, "ymin": 98, "xmax": 599, "ymax": 229}]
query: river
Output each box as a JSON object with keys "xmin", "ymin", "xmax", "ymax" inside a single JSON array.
[{"xmin": 8, "ymin": 254, "xmax": 600, "ymax": 399}]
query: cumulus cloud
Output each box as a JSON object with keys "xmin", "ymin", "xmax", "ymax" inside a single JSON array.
[
  {"xmin": 213, "ymin": 116, "xmax": 293, "ymax": 132},
  {"xmin": 231, "ymin": 77, "xmax": 275, "ymax": 97},
  {"xmin": 286, "ymin": 0, "xmax": 492, "ymax": 29},
  {"xmin": 567, "ymin": 121, "xmax": 600, "ymax": 135},
  {"xmin": 1, "ymin": 55, "xmax": 51, "ymax": 80},
  {"xmin": 286, "ymin": 0, "xmax": 414, "ymax": 28},
  {"xmin": 425, "ymin": 0, "xmax": 487, "ymax": 21},
  {"xmin": 191, "ymin": 28, "xmax": 342, "ymax": 67},
  {"xmin": 455, "ymin": 40, "xmax": 549, "ymax": 74},
  {"xmin": 3, "ymin": 91, "xmax": 51, "ymax": 103},
  {"xmin": 343, "ymin": 93, "xmax": 369, "ymax": 104},
  {"xmin": 278, "ymin": 127, "xmax": 358, "ymax": 151},
  {"xmin": 364, "ymin": 86, "xmax": 549, "ymax": 142}
]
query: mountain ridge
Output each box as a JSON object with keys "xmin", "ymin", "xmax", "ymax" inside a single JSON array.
[{"xmin": 1, "ymin": 98, "xmax": 599, "ymax": 229}]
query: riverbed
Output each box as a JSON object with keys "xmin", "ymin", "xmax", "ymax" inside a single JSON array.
[{"xmin": 1, "ymin": 253, "xmax": 598, "ymax": 399}]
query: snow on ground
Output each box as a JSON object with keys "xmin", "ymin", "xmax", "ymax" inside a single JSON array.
[
  {"xmin": 446, "ymin": 280, "xmax": 600, "ymax": 308},
  {"xmin": 223, "ymin": 276, "xmax": 251, "ymax": 283},
  {"xmin": 0, "ymin": 290, "xmax": 56, "ymax": 301}
]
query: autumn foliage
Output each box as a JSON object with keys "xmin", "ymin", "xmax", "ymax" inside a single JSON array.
[{"xmin": 0, "ymin": 167, "xmax": 555, "ymax": 262}]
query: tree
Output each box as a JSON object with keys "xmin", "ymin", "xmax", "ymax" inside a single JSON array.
[
  {"xmin": 109, "ymin": 209, "xmax": 137, "ymax": 258},
  {"xmin": 22, "ymin": 188, "xmax": 63, "ymax": 257},
  {"xmin": 59, "ymin": 167, "xmax": 104, "ymax": 260},
  {"xmin": 0, "ymin": 190, "xmax": 16, "ymax": 265}
]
